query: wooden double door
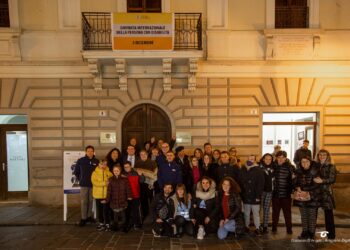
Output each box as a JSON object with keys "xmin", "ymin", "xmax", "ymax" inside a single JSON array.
[{"xmin": 122, "ymin": 104, "xmax": 171, "ymax": 152}]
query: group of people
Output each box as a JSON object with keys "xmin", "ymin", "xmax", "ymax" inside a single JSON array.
[{"xmin": 73, "ymin": 137, "xmax": 337, "ymax": 241}]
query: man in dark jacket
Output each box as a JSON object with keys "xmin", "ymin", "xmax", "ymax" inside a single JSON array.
[
  {"xmin": 123, "ymin": 145, "xmax": 140, "ymax": 168},
  {"xmin": 293, "ymin": 139, "xmax": 312, "ymax": 167},
  {"xmin": 240, "ymin": 155, "xmax": 265, "ymax": 236},
  {"xmin": 272, "ymin": 150, "xmax": 295, "ymax": 234},
  {"xmin": 134, "ymin": 150, "xmax": 158, "ymax": 220},
  {"xmin": 152, "ymin": 183, "xmax": 175, "ymax": 237},
  {"xmin": 175, "ymin": 146, "xmax": 192, "ymax": 193},
  {"xmin": 157, "ymin": 151, "xmax": 182, "ymax": 189},
  {"xmin": 73, "ymin": 145, "xmax": 99, "ymax": 226},
  {"xmin": 217, "ymin": 151, "xmax": 240, "ymax": 185}
]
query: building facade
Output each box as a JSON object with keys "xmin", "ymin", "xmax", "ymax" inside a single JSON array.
[{"xmin": 0, "ymin": 0, "xmax": 350, "ymax": 210}]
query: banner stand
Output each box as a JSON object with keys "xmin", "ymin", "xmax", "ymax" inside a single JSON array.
[
  {"xmin": 63, "ymin": 151, "xmax": 84, "ymax": 222},
  {"xmin": 63, "ymin": 192, "xmax": 96, "ymax": 222}
]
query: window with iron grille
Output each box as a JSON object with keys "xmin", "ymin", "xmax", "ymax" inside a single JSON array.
[
  {"xmin": 0, "ymin": 0, "xmax": 10, "ymax": 27},
  {"xmin": 127, "ymin": 0, "xmax": 161, "ymax": 13},
  {"xmin": 275, "ymin": 0, "xmax": 309, "ymax": 28}
]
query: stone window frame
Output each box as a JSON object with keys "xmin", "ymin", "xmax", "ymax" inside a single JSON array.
[
  {"xmin": 117, "ymin": 0, "xmax": 170, "ymax": 13},
  {"xmin": 266, "ymin": 0, "xmax": 319, "ymax": 29},
  {"xmin": 4, "ymin": 0, "xmax": 19, "ymax": 29}
]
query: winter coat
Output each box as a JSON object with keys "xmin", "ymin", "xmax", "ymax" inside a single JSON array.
[
  {"xmin": 273, "ymin": 160, "xmax": 295, "ymax": 199},
  {"xmin": 239, "ymin": 165, "xmax": 265, "ymax": 204},
  {"xmin": 293, "ymin": 147, "xmax": 312, "ymax": 166},
  {"xmin": 217, "ymin": 163, "xmax": 240, "ymax": 185},
  {"xmin": 175, "ymin": 155, "xmax": 193, "ymax": 192},
  {"xmin": 91, "ymin": 167, "xmax": 113, "ymax": 199},
  {"xmin": 157, "ymin": 160, "xmax": 182, "ymax": 189},
  {"xmin": 123, "ymin": 169, "xmax": 144, "ymax": 199},
  {"xmin": 107, "ymin": 158, "xmax": 123, "ymax": 173},
  {"xmin": 134, "ymin": 158, "xmax": 158, "ymax": 186},
  {"xmin": 152, "ymin": 192, "xmax": 175, "ymax": 221},
  {"xmin": 73, "ymin": 155, "xmax": 99, "ymax": 188},
  {"xmin": 106, "ymin": 175, "xmax": 132, "ymax": 210},
  {"xmin": 293, "ymin": 163, "xmax": 322, "ymax": 208},
  {"xmin": 171, "ymin": 195, "xmax": 194, "ymax": 220},
  {"xmin": 260, "ymin": 162, "xmax": 274, "ymax": 192},
  {"xmin": 193, "ymin": 180, "xmax": 218, "ymax": 222},
  {"xmin": 217, "ymin": 191, "xmax": 245, "ymax": 235},
  {"xmin": 318, "ymin": 162, "xmax": 337, "ymax": 209},
  {"xmin": 202, "ymin": 163, "xmax": 219, "ymax": 186}
]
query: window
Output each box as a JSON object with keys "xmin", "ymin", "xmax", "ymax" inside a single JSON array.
[
  {"xmin": 275, "ymin": 0, "xmax": 309, "ymax": 28},
  {"xmin": 0, "ymin": 0, "xmax": 10, "ymax": 27},
  {"xmin": 127, "ymin": 0, "xmax": 161, "ymax": 13}
]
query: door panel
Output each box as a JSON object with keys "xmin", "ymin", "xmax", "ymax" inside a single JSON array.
[{"xmin": 122, "ymin": 104, "xmax": 171, "ymax": 152}]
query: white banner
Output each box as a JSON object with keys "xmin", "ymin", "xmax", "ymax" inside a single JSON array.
[{"xmin": 63, "ymin": 151, "xmax": 85, "ymax": 194}]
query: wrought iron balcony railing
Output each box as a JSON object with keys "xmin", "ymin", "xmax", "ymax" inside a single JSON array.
[{"xmin": 82, "ymin": 12, "xmax": 202, "ymax": 50}]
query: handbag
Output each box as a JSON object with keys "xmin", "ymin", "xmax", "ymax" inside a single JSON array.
[{"xmin": 292, "ymin": 190, "xmax": 310, "ymax": 201}]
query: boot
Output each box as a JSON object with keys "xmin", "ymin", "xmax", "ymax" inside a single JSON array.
[{"xmin": 298, "ymin": 231, "xmax": 308, "ymax": 239}]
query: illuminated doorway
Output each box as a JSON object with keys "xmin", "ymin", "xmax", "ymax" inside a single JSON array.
[{"xmin": 262, "ymin": 113, "xmax": 318, "ymax": 162}]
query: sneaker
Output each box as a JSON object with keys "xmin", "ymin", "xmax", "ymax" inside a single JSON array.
[
  {"xmin": 272, "ymin": 226, "xmax": 277, "ymax": 233},
  {"xmin": 152, "ymin": 229, "xmax": 161, "ymax": 238},
  {"xmin": 77, "ymin": 219, "xmax": 86, "ymax": 227},
  {"xmin": 197, "ymin": 227, "xmax": 205, "ymax": 240},
  {"xmin": 262, "ymin": 227, "xmax": 268, "ymax": 234},
  {"xmin": 298, "ymin": 231, "xmax": 308, "ymax": 239},
  {"xmin": 287, "ymin": 228, "xmax": 293, "ymax": 235},
  {"xmin": 105, "ymin": 224, "xmax": 111, "ymax": 232},
  {"xmin": 96, "ymin": 223, "xmax": 105, "ymax": 231}
]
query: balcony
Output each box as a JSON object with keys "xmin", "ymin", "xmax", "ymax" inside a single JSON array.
[
  {"xmin": 81, "ymin": 12, "xmax": 203, "ymax": 92},
  {"xmin": 82, "ymin": 12, "xmax": 202, "ymax": 51}
]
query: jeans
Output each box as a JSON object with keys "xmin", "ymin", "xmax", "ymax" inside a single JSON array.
[
  {"xmin": 243, "ymin": 204, "xmax": 260, "ymax": 229},
  {"xmin": 217, "ymin": 219, "xmax": 236, "ymax": 239}
]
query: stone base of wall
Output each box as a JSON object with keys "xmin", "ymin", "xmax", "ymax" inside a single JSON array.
[{"xmin": 29, "ymin": 189, "xmax": 79, "ymax": 206}]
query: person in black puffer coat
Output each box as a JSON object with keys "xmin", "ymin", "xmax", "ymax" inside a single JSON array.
[
  {"xmin": 272, "ymin": 150, "xmax": 295, "ymax": 234},
  {"xmin": 217, "ymin": 177, "xmax": 245, "ymax": 239},
  {"xmin": 314, "ymin": 149, "xmax": 337, "ymax": 240},
  {"xmin": 293, "ymin": 156, "xmax": 321, "ymax": 240},
  {"xmin": 217, "ymin": 151, "xmax": 240, "ymax": 185}
]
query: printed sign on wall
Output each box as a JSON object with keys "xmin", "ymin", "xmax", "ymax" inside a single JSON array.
[{"xmin": 112, "ymin": 13, "xmax": 174, "ymax": 51}]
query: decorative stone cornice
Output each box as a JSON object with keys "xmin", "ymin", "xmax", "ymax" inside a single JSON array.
[
  {"xmin": 162, "ymin": 58, "xmax": 172, "ymax": 91},
  {"xmin": 115, "ymin": 58, "xmax": 127, "ymax": 91},
  {"xmin": 188, "ymin": 58, "xmax": 198, "ymax": 91},
  {"xmin": 87, "ymin": 59, "xmax": 103, "ymax": 92}
]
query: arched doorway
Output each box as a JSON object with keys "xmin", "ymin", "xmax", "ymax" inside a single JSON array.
[{"xmin": 122, "ymin": 104, "xmax": 171, "ymax": 151}]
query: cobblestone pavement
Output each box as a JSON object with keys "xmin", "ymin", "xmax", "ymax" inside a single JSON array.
[
  {"xmin": 0, "ymin": 203, "xmax": 349, "ymax": 249},
  {"xmin": 1, "ymin": 224, "xmax": 350, "ymax": 250}
]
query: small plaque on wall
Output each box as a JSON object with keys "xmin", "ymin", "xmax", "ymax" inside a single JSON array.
[
  {"xmin": 100, "ymin": 132, "xmax": 116, "ymax": 144},
  {"xmin": 176, "ymin": 132, "xmax": 192, "ymax": 145}
]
